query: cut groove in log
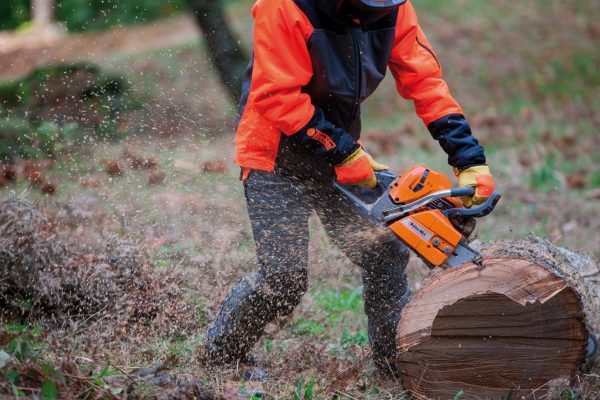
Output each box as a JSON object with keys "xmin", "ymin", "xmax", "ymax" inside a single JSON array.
[{"xmin": 396, "ymin": 256, "xmax": 588, "ymax": 399}]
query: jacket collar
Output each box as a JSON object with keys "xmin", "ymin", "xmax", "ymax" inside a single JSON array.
[{"xmin": 313, "ymin": 0, "xmax": 400, "ymax": 28}]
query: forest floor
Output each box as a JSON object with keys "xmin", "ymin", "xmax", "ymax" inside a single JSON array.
[
  {"xmin": 0, "ymin": 14, "xmax": 200, "ymax": 80},
  {"xmin": 0, "ymin": 0, "xmax": 599, "ymax": 398}
]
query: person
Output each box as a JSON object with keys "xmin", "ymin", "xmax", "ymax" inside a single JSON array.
[{"xmin": 201, "ymin": 0, "xmax": 495, "ymax": 373}]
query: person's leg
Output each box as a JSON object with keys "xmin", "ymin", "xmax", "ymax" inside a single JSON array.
[
  {"xmin": 313, "ymin": 186, "xmax": 410, "ymax": 372},
  {"xmin": 203, "ymin": 170, "xmax": 313, "ymax": 364}
]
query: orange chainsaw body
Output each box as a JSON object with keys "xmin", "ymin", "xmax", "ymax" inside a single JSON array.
[
  {"xmin": 389, "ymin": 165, "xmax": 462, "ymax": 207},
  {"xmin": 388, "ymin": 165, "xmax": 465, "ymax": 267}
]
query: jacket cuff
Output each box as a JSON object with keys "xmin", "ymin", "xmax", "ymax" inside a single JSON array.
[
  {"xmin": 427, "ymin": 114, "xmax": 487, "ymax": 170},
  {"xmin": 294, "ymin": 106, "xmax": 320, "ymax": 135},
  {"xmin": 292, "ymin": 106, "xmax": 359, "ymax": 165}
]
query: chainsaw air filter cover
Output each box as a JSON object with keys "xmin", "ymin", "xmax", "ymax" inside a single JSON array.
[{"xmin": 389, "ymin": 164, "xmax": 461, "ymax": 207}]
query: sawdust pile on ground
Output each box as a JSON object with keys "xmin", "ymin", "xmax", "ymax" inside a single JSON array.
[{"xmin": 0, "ymin": 195, "xmax": 196, "ymax": 336}]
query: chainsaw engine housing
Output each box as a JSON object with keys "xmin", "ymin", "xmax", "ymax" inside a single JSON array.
[{"xmin": 387, "ymin": 165, "xmax": 471, "ymax": 267}]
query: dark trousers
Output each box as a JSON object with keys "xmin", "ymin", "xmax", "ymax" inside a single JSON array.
[{"xmin": 204, "ymin": 170, "xmax": 410, "ymax": 369}]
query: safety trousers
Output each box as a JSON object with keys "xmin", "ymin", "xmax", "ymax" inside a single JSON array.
[{"xmin": 203, "ymin": 170, "xmax": 410, "ymax": 371}]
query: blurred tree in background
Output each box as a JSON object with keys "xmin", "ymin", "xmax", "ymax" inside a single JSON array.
[
  {"xmin": 31, "ymin": 0, "xmax": 54, "ymax": 26},
  {"xmin": 1, "ymin": 0, "xmax": 247, "ymax": 102},
  {"xmin": 186, "ymin": 0, "xmax": 247, "ymax": 102}
]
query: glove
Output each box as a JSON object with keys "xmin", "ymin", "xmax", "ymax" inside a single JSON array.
[
  {"xmin": 364, "ymin": 152, "xmax": 389, "ymax": 172},
  {"xmin": 356, "ymin": 139, "xmax": 389, "ymax": 172},
  {"xmin": 335, "ymin": 148, "xmax": 383, "ymax": 188},
  {"xmin": 456, "ymin": 165, "xmax": 495, "ymax": 207},
  {"xmin": 291, "ymin": 107, "xmax": 359, "ymax": 165}
]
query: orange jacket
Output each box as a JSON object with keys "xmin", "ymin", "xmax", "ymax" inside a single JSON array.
[{"xmin": 234, "ymin": 0, "xmax": 466, "ymax": 173}]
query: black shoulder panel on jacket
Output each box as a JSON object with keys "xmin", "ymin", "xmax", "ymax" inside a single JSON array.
[{"xmin": 292, "ymin": 0, "xmax": 347, "ymax": 33}]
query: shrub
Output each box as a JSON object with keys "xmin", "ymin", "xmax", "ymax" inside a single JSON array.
[
  {"xmin": 0, "ymin": 63, "xmax": 140, "ymax": 161},
  {"xmin": 0, "ymin": 0, "xmax": 186, "ymax": 32},
  {"xmin": 0, "ymin": 0, "xmax": 30, "ymax": 30}
]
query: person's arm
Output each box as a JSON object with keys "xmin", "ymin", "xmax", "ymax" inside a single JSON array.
[
  {"xmin": 388, "ymin": 1, "xmax": 493, "ymax": 203},
  {"xmin": 387, "ymin": 0, "xmax": 485, "ymax": 170},
  {"xmin": 250, "ymin": 0, "xmax": 315, "ymax": 134}
]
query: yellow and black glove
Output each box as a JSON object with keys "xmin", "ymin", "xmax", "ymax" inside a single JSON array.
[
  {"xmin": 335, "ymin": 148, "xmax": 388, "ymax": 189},
  {"xmin": 365, "ymin": 152, "xmax": 389, "ymax": 173},
  {"xmin": 456, "ymin": 165, "xmax": 495, "ymax": 207}
]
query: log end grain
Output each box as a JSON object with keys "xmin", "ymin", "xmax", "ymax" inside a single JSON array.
[{"xmin": 397, "ymin": 257, "xmax": 588, "ymax": 399}]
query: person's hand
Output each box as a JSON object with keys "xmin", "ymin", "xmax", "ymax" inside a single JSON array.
[
  {"xmin": 365, "ymin": 152, "xmax": 389, "ymax": 172},
  {"xmin": 335, "ymin": 148, "xmax": 381, "ymax": 188},
  {"xmin": 456, "ymin": 165, "xmax": 495, "ymax": 207}
]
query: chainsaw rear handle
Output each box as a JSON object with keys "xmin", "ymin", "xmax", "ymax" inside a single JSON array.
[{"xmin": 333, "ymin": 171, "xmax": 398, "ymax": 224}]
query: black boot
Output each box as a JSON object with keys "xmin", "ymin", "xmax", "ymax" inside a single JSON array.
[
  {"xmin": 202, "ymin": 272, "xmax": 269, "ymax": 365},
  {"xmin": 360, "ymin": 240, "xmax": 411, "ymax": 375},
  {"xmin": 202, "ymin": 266, "xmax": 307, "ymax": 365}
]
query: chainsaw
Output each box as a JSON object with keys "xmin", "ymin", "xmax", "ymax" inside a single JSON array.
[
  {"xmin": 335, "ymin": 165, "xmax": 502, "ymax": 269},
  {"xmin": 334, "ymin": 165, "xmax": 600, "ymax": 359}
]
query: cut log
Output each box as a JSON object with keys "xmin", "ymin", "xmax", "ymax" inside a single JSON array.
[{"xmin": 396, "ymin": 256, "xmax": 591, "ymax": 399}]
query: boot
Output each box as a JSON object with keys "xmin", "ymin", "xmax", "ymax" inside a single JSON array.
[
  {"xmin": 361, "ymin": 242, "xmax": 411, "ymax": 375},
  {"xmin": 202, "ymin": 272, "xmax": 269, "ymax": 365},
  {"xmin": 202, "ymin": 266, "xmax": 307, "ymax": 365}
]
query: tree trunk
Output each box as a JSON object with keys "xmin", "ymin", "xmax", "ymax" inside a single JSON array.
[
  {"xmin": 31, "ymin": 0, "xmax": 54, "ymax": 26},
  {"xmin": 186, "ymin": 0, "xmax": 248, "ymax": 104},
  {"xmin": 396, "ymin": 242, "xmax": 598, "ymax": 399}
]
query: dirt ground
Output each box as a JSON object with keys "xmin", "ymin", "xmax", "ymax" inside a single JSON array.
[
  {"xmin": 0, "ymin": 14, "xmax": 200, "ymax": 80},
  {"xmin": 1, "ymin": 0, "xmax": 599, "ymax": 398}
]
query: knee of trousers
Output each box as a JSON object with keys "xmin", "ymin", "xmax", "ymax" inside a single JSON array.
[
  {"xmin": 363, "ymin": 270, "xmax": 409, "ymax": 311},
  {"xmin": 257, "ymin": 265, "xmax": 308, "ymax": 316},
  {"xmin": 361, "ymin": 239, "xmax": 410, "ymax": 318},
  {"xmin": 352, "ymin": 234, "xmax": 410, "ymax": 272}
]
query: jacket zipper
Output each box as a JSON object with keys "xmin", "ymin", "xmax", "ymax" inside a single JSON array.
[
  {"xmin": 416, "ymin": 35, "xmax": 441, "ymax": 69},
  {"xmin": 350, "ymin": 29, "xmax": 362, "ymax": 123}
]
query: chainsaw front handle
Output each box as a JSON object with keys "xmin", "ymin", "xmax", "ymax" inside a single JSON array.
[
  {"xmin": 382, "ymin": 188, "xmax": 501, "ymax": 222},
  {"xmin": 443, "ymin": 192, "xmax": 502, "ymax": 219},
  {"xmin": 381, "ymin": 188, "xmax": 456, "ymax": 222},
  {"xmin": 450, "ymin": 187, "xmax": 476, "ymax": 198}
]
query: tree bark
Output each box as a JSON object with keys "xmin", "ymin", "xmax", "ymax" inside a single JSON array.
[
  {"xmin": 31, "ymin": 0, "xmax": 54, "ymax": 26},
  {"xmin": 396, "ymin": 248, "xmax": 597, "ymax": 399},
  {"xmin": 186, "ymin": 0, "xmax": 248, "ymax": 104}
]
